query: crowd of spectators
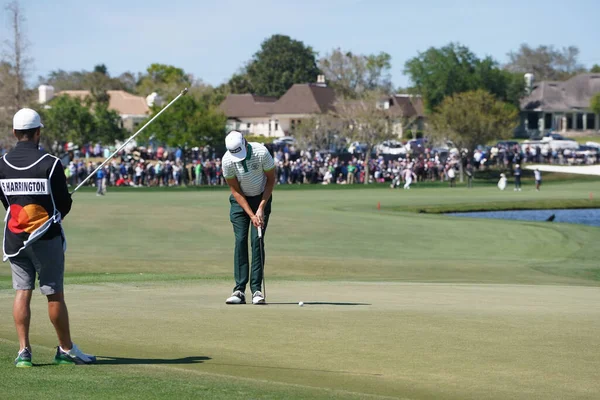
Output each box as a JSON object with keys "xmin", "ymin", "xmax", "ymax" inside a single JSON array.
[{"xmin": 38, "ymin": 136, "xmax": 600, "ymax": 191}]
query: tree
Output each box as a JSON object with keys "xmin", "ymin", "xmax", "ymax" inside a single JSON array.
[
  {"xmin": 293, "ymin": 113, "xmax": 341, "ymax": 152},
  {"xmin": 39, "ymin": 95, "xmax": 96, "ymax": 151},
  {"xmin": 135, "ymin": 63, "xmax": 191, "ymax": 98},
  {"xmin": 333, "ymin": 90, "xmax": 396, "ymax": 184},
  {"xmin": 2, "ymin": 1, "xmax": 32, "ymax": 109},
  {"xmin": 404, "ymin": 43, "xmax": 523, "ymax": 112},
  {"xmin": 117, "ymin": 71, "xmax": 139, "ymax": 93},
  {"xmin": 0, "ymin": 0, "xmax": 34, "ymax": 140},
  {"xmin": 141, "ymin": 95, "xmax": 226, "ymax": 149},
  {"xmin": 505, "ymin": 44, "xmax": 586, "ymax": 81},
  {"xmin": 93, "ymin": 102, "xmax": 126, "ymax": 145},
  {"xmin": 39, "ymin": 66, "xmax": 127, "ymax": 92},
  {"xmin": 591, "ymin": 64, "xmax": 600, "ymax": 73},
  {"xmin": 591, "ymin": 93, "xmax": 600, "ymax": 116},
  {"xmin": 226, "ymin": 72, "xmax": 254, "ymax": 94},
  {"xmin": 429, "ymin": 90, "xmax": 519, "ymax": 156},
  {"xmin": 319, "ymin": 49, "xmax": 392, "ymax": 98},
  {"xmin": 244, "ymin": 34, "xmax": 320, "ymax": 97}
]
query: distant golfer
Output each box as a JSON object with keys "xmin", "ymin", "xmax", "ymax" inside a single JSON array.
[
  {"xmin": 223, "ymin": 131, "xmax": 275, "ymax": 305},
  {"xmin": 514, "ymin": 164, "xmax": 522, "ymax": 191},
  {"xmin": 534, "ymin": 168, "xmax": 542, "ymax": 191},
  {"xmin": 0, "ymin": 109, "xmax": 95, "ymax": 367},
  {"xmin": 403, "ymin": 167, "xmax": 416, "ymax": 190}
]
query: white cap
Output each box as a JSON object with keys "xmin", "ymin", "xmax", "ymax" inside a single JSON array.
[
  {"xmin": 225, "ymin": 130, "xmax": 247, "ymax": 161},
  {"xmin": 13, "ymin": 108, "xmax": 44, "ymax": 130}
]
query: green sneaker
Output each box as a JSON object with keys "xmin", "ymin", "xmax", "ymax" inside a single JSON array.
[{"xmin": 14, "ymin": 348, "xmax": 32, "ymax": 368}]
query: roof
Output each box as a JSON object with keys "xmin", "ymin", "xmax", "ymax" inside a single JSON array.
[
  {"xmin": 521, "ymin": 73, "xmax": 600, "ymax": 111},
  {"xmin": 58, "ymin": 90, "xmax": 149, "ymax": 116},
  {"xmin": 270, "ymin": 84, "xmax": 336, "ymax": 115},
  {"xmin": 220, "ymin": 84, "xmax": 336, "ymax": 118},
  {"xmin": 218, "ymin": 94, "xmax": 277, "ymax": 118},
  {"xmin": 390, "ymin": 95, "xmax": 425, "ymax": 118},
  {"xmin": 219, "ymin": 85, "xmax": 424, "ymax": 119}
]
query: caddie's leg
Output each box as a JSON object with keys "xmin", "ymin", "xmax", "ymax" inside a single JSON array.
[
  {"xmin": 230, "ymin": 195, "xmax": 250, "ymax": 292},
  {"xmin": 31, "ymin": 237, "xmax": 72, "ymax": 350},
  {"xmin": 13, "ymin": 290, "xmax": 33, "ymax": 351},
  {"xmin": 10, "ymin": 249, "xmax": 36, "ymax": 352},
  {"xmin": 250, "ymin": 196, "xmax": 272, "ymax": 293},
  {"xmin": 47, "ymin": 292, "xmax": 73, "ymax": 350}
]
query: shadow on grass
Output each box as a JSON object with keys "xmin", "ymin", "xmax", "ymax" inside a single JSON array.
[
  {"xmin": 94, "ymin": 356, "xmax": 211, "ymax": 365},
  {"xmin": 266, "ymin": 302, "xmax": 371, "ymax": 306}
]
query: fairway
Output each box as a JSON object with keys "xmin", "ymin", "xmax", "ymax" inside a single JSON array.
[{"xmin": 1, "ymin": 180, "xmax": 600, "ymax": 399}]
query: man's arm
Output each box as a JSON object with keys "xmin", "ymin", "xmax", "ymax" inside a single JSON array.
[
  {"xmin": 50, "ymin": 160, "xmax": 73, "ymax": 218},
  {"xmin": 256, "ymin": 148, "xmax": 276, "ymax": 226},
  {"xmin": 226, "ymin": 177, "xmax": 260, "ymax": 227},
  {"xmin": 259, "ymin": 169, "xmax": 275, "ymax": 209}
]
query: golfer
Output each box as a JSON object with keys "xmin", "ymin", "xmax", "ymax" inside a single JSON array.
[
  {"xmin": 223, "ymin": 131, "xmax": 275, "ymax": 305},
  {"xmin": 0, "ymin": 109, "xmax": 95, "ymax": 367}
]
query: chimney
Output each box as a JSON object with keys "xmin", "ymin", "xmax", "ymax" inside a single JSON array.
[
  {"xmin": 38, "ymin": 85, "xmax": 55, "ymax": 104},
  {"xmin": 316, "ymin": 75, "xmax": 326, "ymax": 87},
  {"xmin": 524, "ymin": 73, "xmax": 534, "ymax": 94}
]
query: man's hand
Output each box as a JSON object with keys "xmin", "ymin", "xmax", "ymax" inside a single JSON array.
[
  {"xmin": 251, "ymin": 214, "xmax": 262, "ymax": 228},
  {"xmin": 255, "ymin": 207, "xmax": 265, "ymax": 227}
]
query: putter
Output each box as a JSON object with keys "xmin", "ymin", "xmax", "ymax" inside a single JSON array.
[
  {"xmin": 258, "ymin": 225, "xmax": 266, "ymax": 302},
  {"xmin": 70, "ymin": 88, "xmax": 189, "ymax": 195}
]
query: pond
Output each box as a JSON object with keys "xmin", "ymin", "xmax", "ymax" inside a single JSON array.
[{"xmin": 448, "ymin": 208, "xmax": 600, "ymax": 227}]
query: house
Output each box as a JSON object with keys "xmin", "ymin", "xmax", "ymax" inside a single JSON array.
[
  {"xmin": 219, "ymin": 76, "xmax": 425, "ymax": 139},
  {"xmin": 377, "ymin": 94, "xmax": 426, "ymax": 137},
  {"xmin": 520, "ymin": 73, "xmax": 600, "ymax": 135},
  {"xmin": 220, "ymin": 76, "xmax": 336, "ymax": 137},
  {"xmin": 38, "ymin": 85, "xmax": 154, "ymax": 132}
]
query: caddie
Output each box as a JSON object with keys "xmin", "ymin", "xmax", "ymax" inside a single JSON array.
[{"xmin": 0, "ymin": 108, "xmax": 95, "ymax": 367}]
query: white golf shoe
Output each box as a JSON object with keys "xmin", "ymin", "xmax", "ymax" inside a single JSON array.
[
  {"xmin": 226, "ymin": 290, "xmax": 246, "ymax": 304},
  {"xmin": 252, "ymin": 291, "xmax": 265, "ymax": 305}
]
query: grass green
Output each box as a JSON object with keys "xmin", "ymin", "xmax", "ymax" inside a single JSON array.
[{"xmin": 1, "ymin": 176, "xmax": 600, "ymax": 399}]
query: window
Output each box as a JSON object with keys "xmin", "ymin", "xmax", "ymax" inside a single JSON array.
[
  {"xmin": 247, "ymin": 123, "xmax": 251, "ymax": 129},
  {"xmin": 291, "ymin": 119, "xmax": 296, "ymax": 131},
  {"xmin": 269, "ymin": 120, "xmax": 272, "ymax": 132},
  {"xmin": 275, "ymin": 120, "xmax": 279, "ymax": 131}
]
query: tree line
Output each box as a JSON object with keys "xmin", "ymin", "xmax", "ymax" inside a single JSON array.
[{"xmin": 1, "ymin": 0, "xmax": 598, "ymax": 160}]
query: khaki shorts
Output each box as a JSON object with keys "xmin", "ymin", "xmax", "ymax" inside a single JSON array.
[{"xmin": 10, "ymin": 236, "xmax": 65, "ymax": 295}]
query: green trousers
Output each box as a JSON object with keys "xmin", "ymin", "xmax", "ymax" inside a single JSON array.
[{"xmin": 229, "ymin": 193, "xmax": 272, "ymax": 294}]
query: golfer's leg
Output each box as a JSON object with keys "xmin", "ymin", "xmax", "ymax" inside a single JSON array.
[
  {"xmin": 230, "ymin": 196, "xmax": 250, "ymax": 292},
  {"xmin": 13, "ymin": 290, "xmax": 33, "ymax": 351},
  {"xmin": 250, "ymin": 196, "xmax": 271, "ymax": 293}
]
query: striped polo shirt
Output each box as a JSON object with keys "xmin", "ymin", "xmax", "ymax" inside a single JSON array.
[{"xmin": 223, "ymin": 142, "xmax": 275, "ymax": 197}]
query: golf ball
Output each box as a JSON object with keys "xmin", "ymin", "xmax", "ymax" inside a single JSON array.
[{"xmin": 299, "ymin": 301, "xmax": 304, "ymax": 307}]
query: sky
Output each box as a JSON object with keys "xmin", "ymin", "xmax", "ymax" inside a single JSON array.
[{"xmin": 4, "ymin": 0, "xmax": 600, "ymax": 90}]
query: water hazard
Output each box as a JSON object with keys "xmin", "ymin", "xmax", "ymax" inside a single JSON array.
[{"xmin": 449, "ymin": 208, "xmax": 600, "ymax": 227}]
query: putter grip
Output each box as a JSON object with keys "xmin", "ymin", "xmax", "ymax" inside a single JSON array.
[{"xmin": 258, "ymin": 227, "xmax": 263, "ymax": 238}]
